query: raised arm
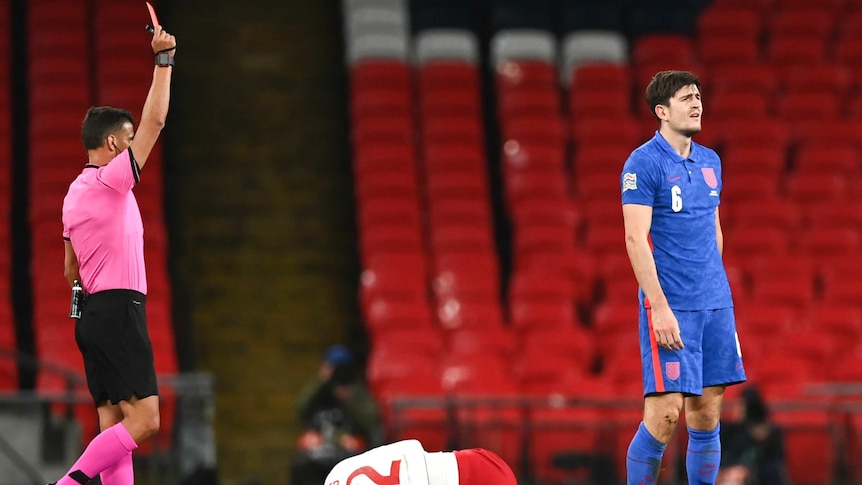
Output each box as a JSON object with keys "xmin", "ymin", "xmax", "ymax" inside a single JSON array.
[
  {"xmin": 130, "ymin": 25, "xmax": 176, "ymax": 170},
  {"xmin": 623, "ymin": 203, "xmax": 683, "ymax": 350}
]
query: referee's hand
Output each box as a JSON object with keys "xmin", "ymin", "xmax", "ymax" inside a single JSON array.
[
  {"xmin": 151, "ymin": 25, "xmax": 177, "ymax": 57},
  {"xmin": 651, "ymin": 304, "xmax": 684, "ymax": 351}
]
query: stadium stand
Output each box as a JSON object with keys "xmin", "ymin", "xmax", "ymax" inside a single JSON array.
[
  {"xmin": 344, "ymin": 0, "xmax": 862, "ymax": 483},
  {"xmin": 0, "ymin": 0, "xmax": 16, "ymax": 390}
]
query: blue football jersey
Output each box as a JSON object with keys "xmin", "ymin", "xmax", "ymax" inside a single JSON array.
[{"xmin": 621, "ymin": 131, "xmax": 733, "ymax": 311}]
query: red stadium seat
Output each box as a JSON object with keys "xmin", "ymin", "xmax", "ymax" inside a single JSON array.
[
  {"xmin": 568, "ymin": 90, "xmax": 631, "ymax": 118},
  {"xmin": 435, "ymin": 298, "xmax": 505, "ymax": 331},
  {"xmin": 496, "ymin": 60, "xmax": 557, "ymax": 91},
  {"xmin": 768, "ymin": 8, "xmax": 835, "ymax": 39},
  {"xmin": 569, "ymin": 63, "xmax": 631, "ymax": 93},
  {"xmin": 799, "ymin": 226, "xmax": 861, "ymax": 257},
  {"xmin": 359, "ymin": 266, "xmax": 428, "ymax": 309},
  {"xmin": 709, "ymin": 91, "xmax": 770, "ymax": 122},
  {"xmin": 446, "ymin": 326, "xmax": 517, "ymax": 359},
  {"xmin": 352, "ymin": 115, "xmax": 414, "ymax": 145},
  {"xmin": 510, "ymin": 198, "xmax": 581, "ymax": 230},
  {"xmin": 509, "ymin": 270, "xmax": 578, "ymax": 303},
  {"xmin": 720, "ymin": 145, "xmax": 786, "ymax": 177},
  {"xmin": 718, "ymin": 118, "xmax": 789, "ymax": 154},
  {"xmin": 365, "ymin": 299, "xmax": 435, "ymax": 338},
  {"xmin": 512, "ymin": 223, "xmax": 578, "ymax": 261},
  {"xmin": 520, "ymin": 326, "xmax": 597, "ymax": 376},
  {"xmin": 728, "ymin": 201, "xmax": 803, "ymax": 247},
  {"xmin": 428, "ymin": 198, "xmax": 492, "ymax": 228},
  {"xmin": 423, "ymin": 142, "xmax": 485, "ymax": 173},
  {"xmin": 776, "ymin": 92, "xmax": 841, "ymax": 120},
  {"xmin": 350, "ymin": 60, "xmax": 411, "ymax": 92},
  {"xmin": 353, "ymin": 141, "xmax": 416, "ymax": 176},
  {"xmin": 431, "ymin": 266, "xmax": 498, "ymax": 303},
  {"xmin": 355, "ymin": 171, "xmax": 419, "ymax": 201},
  {"xmin": 509, "ymin": 297, "xmax": 580, "ymax": 332},
  {"xmin": 357, "ymin": 197, "xmax": 422, "ymax": 229},
  {"xmin": 371, "ymin": 327, "xmax": 444, "ymax": 361},
  {"xmin": 422, "ymin": 116, "xmax": 483, "ymax": 145},
  {"xmin": 779, "ymin": 64, "xmax": 852, "ymax": 97},
  {"xmin": 785, "ymin": 172, "xmax": 847, "ymax": 203},
  {"xmin": 425, "ymin": 171, "xmax": 489, "ymax": 202},
  {"xmin": 502, "ymin": 140, "xmax": 566, "ymax": 173},
  {"xmin": 350, "ymin": 87, "xmax": 411, "ymax": 121},
  {"xmin": 572, "ymin": 116, "xmax": 643, "ymax": 148},
  {"xmin": 820, "ymin": 255, "xmax": 862, "ymax": 304},
  {"xmin": 720, "ymin": 173, "xmax": 781, "ymax": 203},
  {"xmin": 572, "ymin": 144, "xmax": 633, "ymax": 179},
  {"xmin": 498, "ymin": 88, "xmax": 561, "ymax": 118},
  {"xmin": 511, "ymin": 349, "xmax": 587, "ymax": 395},
  {"xmin": 698, "ymin": 36, "xmax": 760, "ymax": 67},
  {"xmin": 430, "ymin": 224, "xmax": 494, "ymax": 254},
  {"xmin": 793, "ymin": 144, "xmax": 859, "ymax": 173},
  {"xmin": 420, "ymin": 88, "xmax": 480, "ymax": 118},
  {"xmin": 501, "ymin": 116, "xmax": 567, "ymax": 148},
  {"xmin": 708, "ymin": 64, "xmax": 777, "ymax": 97},
  {"xmin": 723, "ymin": 225, "xmax": 790, "ymax": 259},
  {"xmin": 631, "ymin": 34, "xmax": 697, "ymax": 66},
  {"xmin": 419, "ymin": 62, "xmax": 479, "ymax": 92},
  {"xmin": 767, "ymin": 36, "xmax": 827, "ymax": 66},
  {"xmin": 504, "ymin": 171, "xmax": 569, "ymax": 205},
  {"xmin": 697, "ymin": 6, "xmax": 762, "ymax": 40}
]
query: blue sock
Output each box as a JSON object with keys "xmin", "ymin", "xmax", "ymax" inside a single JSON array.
[
  {"xmin": 626, "ymin": 421, "xmax": 667, "ymax": 485},
  {"xmin": 686, "ymin": 425, "xmax": 721, "ymax": 485}
]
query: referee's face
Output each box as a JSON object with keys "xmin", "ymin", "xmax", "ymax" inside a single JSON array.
[
  {"xmin": 664, "ymin": 84, "xmax": 702, "ymax": 138},
  {"xmin": 108, "ymin": 122, "xmax": 135, "ymax": 158}
]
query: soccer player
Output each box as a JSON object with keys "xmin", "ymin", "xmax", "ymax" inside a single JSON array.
[
  {"xmin": 620, "ymin": 70, "xmax": 746, "ymax": 485},
  {"xmin": 53, "ymin": 25, "xmax": 176, "ymax": 485},
  {"xmin": 323, "ymin": 439, "xmax": 517, "ymax": 485}
]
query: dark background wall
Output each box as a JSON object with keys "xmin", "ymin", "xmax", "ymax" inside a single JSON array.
[{"xmin": 163, "ymin": 2, "xmax": 360, "ymax": 483}]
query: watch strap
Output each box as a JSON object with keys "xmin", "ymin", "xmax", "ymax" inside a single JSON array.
[{"xmin": 155, "ymin": 52, "xmax": 175, "ymax": 67}]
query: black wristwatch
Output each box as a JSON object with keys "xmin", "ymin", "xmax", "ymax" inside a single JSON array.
[{"xmin": 155, "ymin": 52, "xmax": 175, "ymax": 67}]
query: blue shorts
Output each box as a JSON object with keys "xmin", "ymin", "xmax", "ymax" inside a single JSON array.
[{"xmin": 639, "ymin": 304, "xmax": 746, "ymax": 396}]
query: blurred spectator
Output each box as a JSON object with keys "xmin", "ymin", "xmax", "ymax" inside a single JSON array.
[
  {"xmin": 717, "ymin": 386, "xmax": 789, "ymax": 485},
  {"xmin": 290, "ymin": 345, "xmax": 382, "ymax": 485}
]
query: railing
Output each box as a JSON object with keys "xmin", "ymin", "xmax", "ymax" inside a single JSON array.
[
  {"xmin": 387, "ymin": 386, "xmax": 862, "ymax": 485},
  {"xmin": 0, "ymin": 347, "xmax": 216, "ymax": 485}
]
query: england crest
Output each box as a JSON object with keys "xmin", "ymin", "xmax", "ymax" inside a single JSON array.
[
  {"xmin": 665, "ymin": 361, "xmax": 680, "ymax": 381},
  {"xmin": 701, "ymin": 167, "xmax": 718, "ymax": 189}
]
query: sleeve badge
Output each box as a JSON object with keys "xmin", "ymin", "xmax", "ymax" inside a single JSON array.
[{"xmin": 623, "ymin": 172, "xmax": 638, "ymax": 192}]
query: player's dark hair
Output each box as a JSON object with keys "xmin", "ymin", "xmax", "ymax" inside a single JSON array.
[
  {"xmin": 81, "ymin": 106, "xmax": 135, "ymax": 150},
  {"xmin": 645, "ymin": 70, "xmax": 701, "ymax": 121}
]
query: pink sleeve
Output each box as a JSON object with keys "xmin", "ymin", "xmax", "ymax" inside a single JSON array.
[{"xmin": 96, "ymin": 148, "xmax": 140, "ymax": 192}]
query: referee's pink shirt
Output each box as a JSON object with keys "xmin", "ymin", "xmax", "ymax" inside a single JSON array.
[{"xmin": 62, "ymin": 148, "xmax": 147, "ymax": 295}]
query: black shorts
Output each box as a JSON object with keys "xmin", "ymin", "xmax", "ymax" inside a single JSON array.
[{"xmin": 75, "ymin": 289, "xmax": 158, "ymax": 406}]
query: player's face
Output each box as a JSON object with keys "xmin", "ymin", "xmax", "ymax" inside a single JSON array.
[
  {"xmin": 662, "ymin": 84, "xmax": 702, "ymax": 138},
  {"xmin": 107, "ymin": 122, "xmax": 135, "ymax": 156}
]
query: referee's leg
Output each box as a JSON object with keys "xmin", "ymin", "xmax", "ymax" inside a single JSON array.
[{"xmin": 50, "ymin": 396, "xmax": 159, "ymax": 485}]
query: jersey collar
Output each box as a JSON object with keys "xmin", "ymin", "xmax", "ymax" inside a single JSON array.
[{"xmin": 653, "ymin": 130, "xmax": 701, "ymax": 163}]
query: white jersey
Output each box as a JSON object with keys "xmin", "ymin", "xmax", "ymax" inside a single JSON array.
[{"xmin": 324, "ymin": 440, "xmax": 459, "ymax": 485}]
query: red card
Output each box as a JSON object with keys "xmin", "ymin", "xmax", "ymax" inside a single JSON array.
[{"xmin": 146, "ymin": 2, "xmax": 160, "ymax": 28}]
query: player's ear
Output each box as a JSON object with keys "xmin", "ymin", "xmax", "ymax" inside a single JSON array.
[{"xmin": 654, "ymin": 104, "xmax": 669, "ymax": 122}]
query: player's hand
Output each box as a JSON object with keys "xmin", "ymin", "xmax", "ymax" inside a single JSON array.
[
  {"xmin": 651, "ymin": 303, "xmax": 684, "ymax": 351},
  {"xmin": 151, "ymin": 25, "xmax": 177, "ymax": 57}
]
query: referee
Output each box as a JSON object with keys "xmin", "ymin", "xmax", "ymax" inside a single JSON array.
[{"xmin": 53, "ymin": 25, "xmax": 176, "ymax": 485}]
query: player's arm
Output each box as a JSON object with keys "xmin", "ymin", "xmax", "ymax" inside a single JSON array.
[
  {"xmin": 623, "ymin": 204, "xmax": 684, "ymax": 350},
  {"xmin": 131, "ymin": 25, "xmax": 176, "ymax": 171},
  {"xmin": 63, "ymin": 241, "xmax": 80, "ymax": 288},
  {"xmin": 715, "ymin": 207, "xmax": 724, "ymax": 255}
]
